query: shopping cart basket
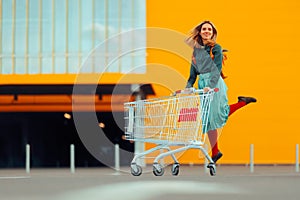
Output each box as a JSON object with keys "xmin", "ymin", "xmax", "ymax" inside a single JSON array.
[{"xmin": 124, "ymin": 88, "xmax": 218, "ymax": 176}]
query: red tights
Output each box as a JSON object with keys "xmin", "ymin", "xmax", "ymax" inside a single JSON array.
[{"xmin": 209, "ymin": 101, "xmax": 247, "ymax": 157}]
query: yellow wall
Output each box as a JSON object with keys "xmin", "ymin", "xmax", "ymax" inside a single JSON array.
[
  {"xmin": 146, "ymin": 0, "xmax": 300, "ymax": 164},
  {"xmin": 1, "ymin": 0, "xmax": 300, "ymax": 164}
]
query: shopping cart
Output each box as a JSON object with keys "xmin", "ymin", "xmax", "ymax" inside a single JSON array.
[{"xmin": 124, "ymin": 88, "xmax": 218, "ymax": 176}]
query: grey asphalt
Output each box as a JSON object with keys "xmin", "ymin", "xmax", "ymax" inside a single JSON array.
[{"xmin": 0, "ymin": 165, "xmax": 300, "ymax": 200}]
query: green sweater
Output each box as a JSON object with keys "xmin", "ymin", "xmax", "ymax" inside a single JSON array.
[{"xmin": 186, "ymin": 44, "xmax": 223, "ymax": 88}]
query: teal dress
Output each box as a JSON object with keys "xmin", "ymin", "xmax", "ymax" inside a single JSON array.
[{"xmin": 186, "ymin": 44, "xmax": 229, "ymax": 131}]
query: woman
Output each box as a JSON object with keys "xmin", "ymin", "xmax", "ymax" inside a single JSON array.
[{"xmin": 185, "ymin": 21, "xmax": 256, "ymax": 163}]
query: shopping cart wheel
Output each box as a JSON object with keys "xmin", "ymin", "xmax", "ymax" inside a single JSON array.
[
  {"xmin": 207, "ymin": 163, "xmax": 216, "ymax": 176},
  {"xmin": 171, "ymin": 163, "xmax": 180, "ymax": 176},
  {"xmin": 153, "ymin": 163, "xmax": 164, "ymax": 176},
  {"xmin": 131, "ymin": 164, "xmax": 142, "ymax": 176}
]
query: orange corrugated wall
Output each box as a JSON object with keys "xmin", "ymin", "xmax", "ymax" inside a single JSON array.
[
  {"xmin": 146, "ymin": 0, "xmax": 300, "ymax": 164},
  {"xmin": 1, "ymin": 1, "xmax": 300, "ymax": 164}
]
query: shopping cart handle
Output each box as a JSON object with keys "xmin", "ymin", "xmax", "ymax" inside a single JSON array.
[
  {"xmin": 173, "ymin": 87, "xmax": 218, "ymax": 95},
  {"xmin": 195, "ymin": 88, "xmax": 219, "ymax": 93},
  {"xmin": 173, "ymin": 88, "xmax": 195, "ymax": 95}
]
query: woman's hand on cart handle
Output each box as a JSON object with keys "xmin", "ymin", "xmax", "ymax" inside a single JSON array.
[
  {"xmin": 173, "ymin": 87, "xmax": 195, "ymax": 95},
  {"xmin": 173, "ymin": 87, "xmax": 218, "ymax": 95},
  {"xmin": 203, "ymin": 87, "xmax": 219, "ymax": 93},
  {"xmin": 203, "ymin": 87, "xmax": 211, "ymax": 93},
  {"xmin": 184, "ymin": 87, "xmax": 195, "ymax": 93}
]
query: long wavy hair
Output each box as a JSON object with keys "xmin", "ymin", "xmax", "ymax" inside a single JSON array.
[
  {"xmin": 185, "ymin": 20, "xmax": 218, "ymax": 48},
  {"xmin": 185, "ymin": 21, "xmax": 227, "ymax": 79}
]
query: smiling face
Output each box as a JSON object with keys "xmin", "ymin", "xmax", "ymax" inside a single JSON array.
[{"xmin": 200, "ymin": 23, "xmax": 214, "ymax": 40}]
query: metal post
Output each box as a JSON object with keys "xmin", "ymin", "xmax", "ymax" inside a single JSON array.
[
  {"xmin": 70, "ymin": 144, "xmax": 75, "ymax": 173},
  {"xmin": 296, "ymin": 144, "xmax": 299, "ymax": 172},
  {"xmin": 26, "ymin": 144, "xmax": 30, "ymax": 174},
  {"xmin": 250, "ymin": 144, "xmax": 254, "ymax": 173},
  {"xmin": 115, "ymin": 144, "xmax": 120, "ymax": 173}
]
